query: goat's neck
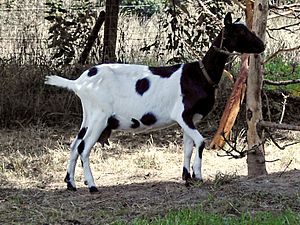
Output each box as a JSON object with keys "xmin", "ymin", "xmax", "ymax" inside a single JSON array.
[{"xmin": 202, "ymin": 32, "xmax": 230, "ymax": 85}]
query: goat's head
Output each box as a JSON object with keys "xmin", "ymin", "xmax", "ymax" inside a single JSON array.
[{"xmin": 221, "ymin": 12, "xmax": 265, "ymax": 54}]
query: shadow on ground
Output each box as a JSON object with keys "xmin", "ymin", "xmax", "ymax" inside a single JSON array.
[{"xmin": 1, "ymin": 170, "xmax": 300, "ymax": 224}]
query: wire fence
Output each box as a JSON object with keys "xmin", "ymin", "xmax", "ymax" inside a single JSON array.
[
  {"xmin": 0, "ymin": 1, "xmax": 167, "ymax": 65},
  {"xmin": 1, "ymin": 1, "xmax": 299, "ymax": 66}
]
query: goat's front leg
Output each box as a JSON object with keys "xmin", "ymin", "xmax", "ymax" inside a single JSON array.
[
  {"xmin": 192, "ymin": 141, "xmax": 205, "ymax": 181},
  {"xmin": 182, "ymin": 132, "xmax": 193, "ymax": 181},
  {"xmin": 177, "ymin": 118, "xmax": 204, "ymax": 182}
]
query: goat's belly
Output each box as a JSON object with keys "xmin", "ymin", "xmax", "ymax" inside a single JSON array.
[{"xmin": 113, "ymin": 114, "xmax": 176, "ymax": 133}]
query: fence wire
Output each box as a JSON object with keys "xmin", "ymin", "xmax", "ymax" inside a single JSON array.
[{"xmin": 0, "ymin": 1, "xmax": 166, "ymax": 65}]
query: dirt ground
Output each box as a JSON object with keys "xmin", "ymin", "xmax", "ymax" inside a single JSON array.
[{"xmin": 0, "ymin": 122, "xmax": 299, "ymax": 224}]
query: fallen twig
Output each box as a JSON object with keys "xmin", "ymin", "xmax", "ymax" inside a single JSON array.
[{"xmin": 279, "ymin": 159, "xmax": 293, "ymax": 177}]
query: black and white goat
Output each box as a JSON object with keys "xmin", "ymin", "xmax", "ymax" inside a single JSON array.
[{"xmin": 45, "ymin": 13, "xmax": 265, "ymax": 192}]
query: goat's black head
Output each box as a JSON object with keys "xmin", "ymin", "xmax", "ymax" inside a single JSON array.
[{"xmin": 221, "ymin": 12, "xmax": 265, "ymax": 54}]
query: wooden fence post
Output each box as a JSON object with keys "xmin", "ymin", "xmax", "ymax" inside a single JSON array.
[{"xmin": 102, "ymin": 0, "xmax": 120, "ymax": 63}]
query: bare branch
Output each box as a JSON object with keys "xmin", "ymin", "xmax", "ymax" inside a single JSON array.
[
  {"xmin": 216, "ymin": 130, "xmax": 264, "ymax": 160},
  {"xmin": 279, "ymin": 93, "xmax": 289, "ymax": 124},
  {"xmin": 259, "ymin": 121, "xmax": 300, "ymax": 131},
  {"xmin": 231, "ymin": 0, "xmax": 246, "ymax": 11},
  {"xmin": 263, "ymin": 45, "xmax": 300, "ymax": 64},
  {"xmin": 279, "ymin": 159, "xmax": 293, "ymax": 177},
  {"xmin": 264, "ymin": 79, "xmax": 300, "ymax": 86},
  {"xmin": 264, "ymin": 159, "xmax": 280, "ymax": 163},
  {"xmin": 261, "ymin": 125, "xmax": 299, "ymax": 152},
  {"xmin": 262, "ymin": 91, "xmax": 272, "ymax": 121},
  {"xmin": 269, "ymin": 21, "xmax": 300, "ymax": 31},
  {"xmin": 270, "ymin": 3, "xmax": 300, "ymax": 10},
  {"xmin": 264, "ymin": 128, "xmax": 285, "ymax": 150},
  {"xmin": 268, "ymin": 10, "xmax": 296, "ymax": 20}
]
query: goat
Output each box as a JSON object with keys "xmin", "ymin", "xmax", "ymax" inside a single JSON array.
[{"xmin": 45, "ymin": 12, "xmax": 265, "ymax": 192}]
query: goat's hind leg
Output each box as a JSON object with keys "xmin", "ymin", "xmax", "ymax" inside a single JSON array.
[
  {"xmin": 78, "ymin": 115, "xmax": 108, "ymax": 193},
  {"xmin": 65, "ymin": 126, "xmax": 88, "ymax": 191}
]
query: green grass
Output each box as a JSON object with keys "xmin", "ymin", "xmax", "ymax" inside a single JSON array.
[
  {"xmin": 264, "ymin": 57, "xmax": 300, "ymax": 96},
  {"xmin": 114, "ymin": 207, "xmax": 300, "ymax": 225}
]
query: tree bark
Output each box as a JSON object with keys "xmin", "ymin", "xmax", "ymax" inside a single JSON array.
[
  {"xmin": 246, "ymin": 0, "xmax": 269, "ymax": 177},
  {"xmin": 102, "ymin": 0, "xmax": 120, "ymax": 63}
]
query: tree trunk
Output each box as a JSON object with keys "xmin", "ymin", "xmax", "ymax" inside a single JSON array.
[
  {"xmin": 102, "ymin": 0, "xmax": 120, "ymax": 63},
  {"xmin": 246, "ymin": 0, "xmax": 269, "ymax": 177}
]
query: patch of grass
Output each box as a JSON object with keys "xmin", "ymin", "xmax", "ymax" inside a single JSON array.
[
  {"xmin": 211, "ymin": 172, "xmax": 238, "ymax": 188},
  {"xmin": 115, "ymin": 207, "xmax": 300, "ymax": 225},
  {"xmin": 134, "ymin": 150, "xmax": 162, "ymax": 170}
]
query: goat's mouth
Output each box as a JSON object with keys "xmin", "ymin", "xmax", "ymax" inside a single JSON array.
[
  {"xmin": 243, "ymin": 44, "xmax": 265, "ymax": 54},
  {"xmin": 254, "ymin": 44, "xmax": 266, "ymax": 53},
  {"xmin": 254, "ymin": 41, "xmax": 266, "ymax": 53}
]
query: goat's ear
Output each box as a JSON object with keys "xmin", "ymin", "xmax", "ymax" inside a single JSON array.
[{"xmin": 224, "ymin": 12, "xmax": 232, "ymax": 27}]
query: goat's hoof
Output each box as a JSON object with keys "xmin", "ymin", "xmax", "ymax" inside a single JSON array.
[
  {"xmin": 192, "ymin": 172, "xmax": 203, "ymax": 182},
  {"xmin": 84, "ymin": 180, "xmax": 88, "ymax": 185},
  {"xmin": 66, "ymin": 183, "xmax": 77, "ymax": 191},
  {"xmin": 182, "ymin": 167, "xmax": 192, "ymax": 181},
  {"xmin": 89, "ymin": 186, "xmax": 99, "ymax": 193},
  {"xmin": 185, "ymin": 178, "xmax": 193, "ymax": 187}
]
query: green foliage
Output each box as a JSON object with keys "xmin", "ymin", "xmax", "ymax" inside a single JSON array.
[
  {"xmin": 141, "ymin": 1, "xmax": 230, "ymax": 63},
  {"xmin": 45, "ymin": 0, "xmax": 97, "ymax": 66},
  {"xmin": 114, "ymin": 208, "xmax": 300, "ymax": 225},
  {"xmin": 264, "ymin": 57, "xmax": 300, "ymax": 96},
  {"xmin": 121, "ymin": 0, "xmax": 165, "ymax": 18}
]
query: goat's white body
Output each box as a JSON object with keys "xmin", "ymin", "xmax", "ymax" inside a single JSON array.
[
  {"xmin": 46, "ymin": 63, "xmax": 204, "ymax": 190},
  {"xmin": 47, "ymin": 64, "xmax": 183, "ymax": 132}
]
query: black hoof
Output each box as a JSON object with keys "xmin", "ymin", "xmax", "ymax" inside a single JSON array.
[
  {"xmin": 192, "ymin": 172, "xmax": 203, "ymax": 182},
  {"xmin": 84, "ymin": 180, "xmax": 88, "ymax": 186},
  {"xmin": 89, "ymin": 186, "xmax": 99, "ymax": 193},
  {"xmin": 67, "ymin": 182, "xmax": 77, "ymax": 191},
  {"xmin": 182, "ymin": 167, "xmax": 192, "ymax": 181}
]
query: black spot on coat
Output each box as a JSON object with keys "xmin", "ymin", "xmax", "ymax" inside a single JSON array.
[
  {"xmin": 78, "ymin": 140, "xmax": 85, "ymax": 154},
  {"xmin": 136, "ymin": 78, "xmax": 150, "ymax": 96},
  {"xmin": 98, "ymin": 116, "xmax": 119, "ymax": 147},
  {"xmin": 131, "ymin": 118, "xmax": 140, "ymax": 128},
  {"xmin": 87, "ymin": 67, "xmax": 98, "ymax": 77},
  {"xmin": 64, "ymin": 172, "xmax": 70, "ymax": 183},
  {"xmin": 180, "ymin": 62, "xmax": 215, "ymax": 129},
  {"xmin": 107, "ymin": 116, "xmax": 119, "ymax": 129},
  {"xmin": 198, "ymin": 142, "xmax": 205, "ymax": 159},
  {"xmin": 64, "ymin": 172, "xmax": 77, "ymax": 191},
  {"xmin": 78, "ymin": 127, "xmax": 87, "ymax": 139},
  {"xmin": 149, "ymin": 64, "xmax": 181, "ymax": 78},
  {"xmin": 140, "ymin": 113, "xmax": 157, "ymax": 126}
]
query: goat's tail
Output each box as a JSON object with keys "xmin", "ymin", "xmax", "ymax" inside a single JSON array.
[{"xmin": 45, "ymin": 75, "xmax": 76, "ymax": 91}]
